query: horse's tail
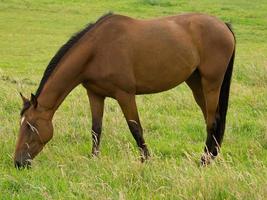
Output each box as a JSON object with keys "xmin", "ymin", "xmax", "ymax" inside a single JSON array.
[{"xmin": 215, "ymin": 23, "xmax": 236, "ymax": 148}]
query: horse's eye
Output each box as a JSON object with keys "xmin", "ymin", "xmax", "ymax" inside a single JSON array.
[
  {"xmin": 25, "ymin": 124, "xmax": 32, "ymax": 132},
  {"xmin": 25, "ymin": 121, "xmax": 37, "ymax": 133},
  {"xmin": 25, "ymin": 122, "xmax": 33, "ymax": 131}
]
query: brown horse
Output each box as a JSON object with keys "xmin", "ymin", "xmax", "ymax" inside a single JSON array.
[{"xmin": 14, "ymin": 13, "xmax": 235, "ymax": 168}]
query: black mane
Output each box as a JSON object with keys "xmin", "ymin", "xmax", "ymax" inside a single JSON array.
[{"xmin": 35, "ymin": 13, "xmax": 113, "ymax": 97}]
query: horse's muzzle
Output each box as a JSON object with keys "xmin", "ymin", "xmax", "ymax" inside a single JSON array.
[
  {"xmin": 14, "ymin": 160, "xmax": 32, "ymax": 169},
  {"xmin": 14, "ymin": 156, "xmax": 32, "ymax": 169}
]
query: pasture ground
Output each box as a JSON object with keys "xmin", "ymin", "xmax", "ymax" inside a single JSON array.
[{"xmin": 0, "ymin": 0, "xmax": 266, "ymax": 199}]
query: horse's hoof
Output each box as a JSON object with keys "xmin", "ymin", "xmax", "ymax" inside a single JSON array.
[
  {"xmin": 200, "ymin": 153, "xmax": 215, "ymax": 166},
  {"xmin": 92, "ymin": 148, "xmax": 100, "ymax": 158},
  {"xmin": 140, "ymin": 155, "xmax": 149, "ymax": 163},
  {"xmin": 140, "ymin": 148, "xmax": 150, "ymax": 163}
]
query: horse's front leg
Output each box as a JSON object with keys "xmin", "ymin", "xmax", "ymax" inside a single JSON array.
[
  {"xmin": 116, "ymin": 91, "xmax": 150, "ymax": 162},
  {"xmin": 87, "ymin": 90, "xmax": 105, "ymax": 157}
]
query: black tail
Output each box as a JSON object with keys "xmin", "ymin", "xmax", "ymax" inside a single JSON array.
[{"xmin": 215, "ymin": 23, "xmax": 236, "ymax": 148}]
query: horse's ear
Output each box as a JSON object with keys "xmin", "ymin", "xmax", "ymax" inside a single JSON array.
[
  {"xmin": 19, "ymin": 92, "xmax": 29, "ymax": 105},
  {"xmin": 30, "ymin": 93, "xmax": 38, "ymax": 108}
]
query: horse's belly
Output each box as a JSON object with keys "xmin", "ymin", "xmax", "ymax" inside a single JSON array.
[
  {"xmin": 135, "ymin": 63, "xmax": 195, "ymax": 94},
  {"xmin": 133, "ymin": 43, "xmax": 198, "ymax": 94}
]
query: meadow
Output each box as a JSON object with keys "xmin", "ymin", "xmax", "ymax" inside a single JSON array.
[{"xmin": 0, "ymin": 0, "xmax": 266, "ymax": 199}]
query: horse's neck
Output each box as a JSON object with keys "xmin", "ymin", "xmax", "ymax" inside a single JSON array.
[{"xmin": 37, "ymin": 43, "xmax": 92, "ymax": 117}]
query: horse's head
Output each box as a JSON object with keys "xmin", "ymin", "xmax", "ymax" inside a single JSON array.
[{"xmin": 14, "ymin": 93, "xmax": 53, "ymax": 169}]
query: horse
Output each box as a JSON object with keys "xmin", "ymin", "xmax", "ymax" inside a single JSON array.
[{"xmin": 14, "ymin": 13, "xmax": 235, "ymax": 168}]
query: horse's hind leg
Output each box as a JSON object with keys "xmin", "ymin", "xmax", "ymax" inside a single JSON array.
[
  {"xmin": 87, "ymin": 90, "xmax": 105, "ymax": 156},
  {"xmin": 186, "ymin": 70, "xmax": 218, "ymax": 164},
  {"xmin": 201, "ymin": 78, "xmax": 221, "ymax": 163},
  {"xmin": 186, "ymin": 70, "xmax": 206, "ymax": 119},
  {"xmin": 116, "ymin": 91, "xmax": 150, "ymax": 162},
  {"xmin": 200, "ymin": 61, "xmax": 229, "ymax": 165}
]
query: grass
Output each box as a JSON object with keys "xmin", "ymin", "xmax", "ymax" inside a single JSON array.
[{"xmin": 0, "ymin": 0, "xmax": 267, "ymax": 199}]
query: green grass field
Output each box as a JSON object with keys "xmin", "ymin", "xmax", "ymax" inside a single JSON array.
[{"xmin": 0, "ymin": 0, "xmax": 266, "ymax": 199}]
